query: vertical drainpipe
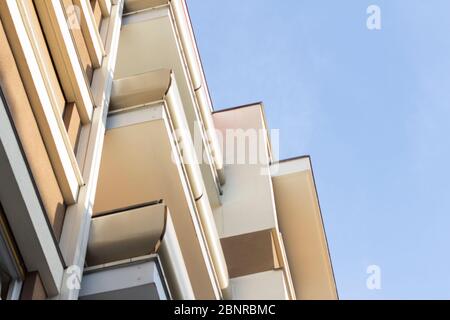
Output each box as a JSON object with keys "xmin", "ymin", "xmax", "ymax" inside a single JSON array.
[
  {"xmin": 164, "ymin": 73, "xmax": 229, "ymax": 292},
  {"xmin": 171, "ymin": 0, "xmax": 226, "ymax": 185}
]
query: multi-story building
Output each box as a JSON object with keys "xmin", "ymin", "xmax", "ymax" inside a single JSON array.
[{"xmin": 0, "ymin": 0, "xmax": 337, "ymax": 300}]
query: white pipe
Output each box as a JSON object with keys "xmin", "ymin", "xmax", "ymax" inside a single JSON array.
[
  {"xmin": 170, "ymin": 0, "xmax": 202, "ymax": 90},
  {"xmin": 171, "ymin": 0, "xmax": 225, "ymax": 184},
  {"xmin": 195, "ymin": 86, "xmax": 225, "ymax": 184},
  {"xmin": 165, "ymin": 74, "xmax": 229, "ymax": 290}
]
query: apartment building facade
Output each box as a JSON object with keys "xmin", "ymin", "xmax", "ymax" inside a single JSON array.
[{"xmin": 0, "ymin": 0, "xmax": 337, "ymax": 300}]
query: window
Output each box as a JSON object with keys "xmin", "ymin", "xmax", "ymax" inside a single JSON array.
[
  {"xmin": 0, "ymin": 204, "xmax": 24, "ymax": 300},
  {"xmin": 0, "ymin": 269, "xmax": 11, "ymax": 300}
]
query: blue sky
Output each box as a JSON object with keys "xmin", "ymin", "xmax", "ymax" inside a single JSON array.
[{"xmin": 188, "ymin": 0, "xmax": 450, "ymax": 299}]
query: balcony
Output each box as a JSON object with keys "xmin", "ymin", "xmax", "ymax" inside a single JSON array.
[
  {"xmin": 212, "ymin": 103, "xmax": 296, "ymax": 299},
  {"xmin": 80, "ymin": 256, "xmax": 171, "ymax": 300},
  {"xmin": 81, "ymin": 201, "xmax": 193, "ymax": 300},
  {"xmin": 88, "ymin": 69, "xmax": 228, "ymax": 299},
  {"xmin": 115, "ymin": 0, "xmax": 224, "ymax": 207},
  {"xmin": 271, "ymin": 156, "xmax": 338, "ymax": 300}
]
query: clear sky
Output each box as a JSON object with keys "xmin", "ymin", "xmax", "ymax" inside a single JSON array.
[{"xmin": 188, "ymin": 0, "xmax": 450, "ymax": 299}]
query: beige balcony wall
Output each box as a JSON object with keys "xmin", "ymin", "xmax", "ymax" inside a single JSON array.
[
  {"xmin": 212, "ymin": 104, "xmax": 278, "ymax": 238},
  {"xmin": 271, "ymin": 157, "xmax": 338, "ymax": 300},
  {"xmin": 90, "ymin": 0, "xmax": 103, "ymax": 30},
  {"xmin": 61, "ymin": 0, "xmax": 95, "ymax": 83},
  {"xmin": 121, "ymin": 0, "xmax": 225, "ymax": 185},
  {"xmin": 93, "ymin": 102, "xmax": 222, "ymax": 299},
  {"xmin": 212, "ymin": 103, "xmax": 299, "ymax": 299},
  {"xmin": 18, "ymin": 0, "xmax": 66, "ymax": 117},
  {"xmin": 106, "ymin": 69, "xmax": 229, "ymax": 293},
  {"xmin": 98, "ymin": 0, "xmax": 111, "ymax": 16},
  {"xmin": 85, "ymin": 203, "xmax": 194, "ymax": 299},
  {"xmin": 115, "ymin": 7, "xmax": 222, "ymax": 207},
  {"xmin": 0, "ymin": 16, "xmax": 66, "ymax": 239},
  {"xmin": 33, "ymin": 0, "xmax": 94, "ymax": 123},
  {"xmin": 0, "ymin": 0, "xmax": 85, "ymax": 204},
  {"xmin": 229, "ymin": 270, "xmax": 289, "ymax": 300},
  {"xmin": 63, "ymin": 102, "xmax": 82, "ymax": 153},
  {"xmin": 71, "ymin": 0, "xmax": 105, "ymax": 68}
]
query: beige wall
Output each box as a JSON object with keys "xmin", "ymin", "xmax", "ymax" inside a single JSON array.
[
  {"xmin": 115, "ymin": 13, "xmax": 198, "ymax": 135},
  {"xmin": 229, "ymin": 270, "xmax": 289, "ymax": 300},
  {"xmin": 0, "ymin": 19, "xmax": 66, "ymax": 240},
  {"xmin": 61, "ymin": 0, "xmax": 95, "ymax": 83},
  {"xmin": 272, "ymin": 160, "xmax": 337, "ymax": 300},
  {"xmin": 93, "ymin": 113, "xmax": 219, "ymax": 299},
  {"xmin": 212, "ymin": 105, "xmax": 278, "ymax": 238}
]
